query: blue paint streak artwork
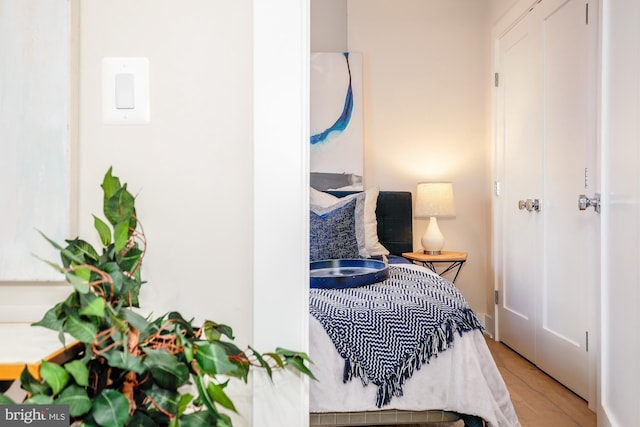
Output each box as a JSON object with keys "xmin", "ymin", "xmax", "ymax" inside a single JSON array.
[{"xmin": 310, "ymin": 52, "xmax": 353, "ymax": 145}]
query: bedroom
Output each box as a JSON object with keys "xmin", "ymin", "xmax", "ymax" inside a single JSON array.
[{"xmin": 0, "ymin": 1, "xmax": 638, "ymax": 426}]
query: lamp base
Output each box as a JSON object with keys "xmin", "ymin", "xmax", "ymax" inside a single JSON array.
[
  {"xmin": 421, "ymin": 216, "xmax": 446, "ymax": 255},
  {"xmin": 423, "ymin": 249, "xmax": 441, "ymax": 255}
]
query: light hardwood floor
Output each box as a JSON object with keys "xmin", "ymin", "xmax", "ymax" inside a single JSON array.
[{"xmin": 484, "ymin": 337, "xmax": 596, "ymax": 427}]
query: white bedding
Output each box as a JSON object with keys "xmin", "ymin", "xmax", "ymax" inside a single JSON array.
[{"xmin": 309, "ymin": 264, "xmax": 520, "ymax": 427}]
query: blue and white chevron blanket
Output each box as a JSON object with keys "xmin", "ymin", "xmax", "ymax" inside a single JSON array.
[{"xmin": 309, "ymin": 264, "xmax": 483, "ymax": 407}]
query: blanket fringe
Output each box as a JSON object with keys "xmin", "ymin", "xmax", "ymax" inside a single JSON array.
[{"xmin": 346, "ymin": 307, "xmax": 483, "ymax": 408}]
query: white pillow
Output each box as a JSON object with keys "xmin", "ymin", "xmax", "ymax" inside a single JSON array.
[
  {"xmin": 310, "ymin": 187, "xmax": 389, "ymax": 257},
  {"xmin": 361, "ymin": 187, "xmax": 390, "ymax": 256}
]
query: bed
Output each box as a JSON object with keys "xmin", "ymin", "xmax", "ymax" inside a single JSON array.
[{"xmin": 308, "ymin": 188, "xmax": 520, "ymax": 427}]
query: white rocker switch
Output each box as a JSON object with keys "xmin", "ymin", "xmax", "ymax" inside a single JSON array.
[
  {"xmin": 115, "ymin": 73, "xmax": 135, "ymax": 109},
  {"xmin": 102, "ymin": 57, "xmax": 149, "ymax": 124}
]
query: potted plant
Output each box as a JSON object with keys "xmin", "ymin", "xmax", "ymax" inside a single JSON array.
[{"xmin": 0, "ymin": 167, "xmax": 314, "ymax": 426}]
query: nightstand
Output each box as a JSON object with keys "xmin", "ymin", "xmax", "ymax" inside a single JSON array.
[{"xmin": 402, "ymin": 250, "xmax": 467, "ymax": 283}]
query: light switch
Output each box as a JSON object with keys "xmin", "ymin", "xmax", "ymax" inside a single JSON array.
[
  {"xmin": 103, "ymin": 58, "xmax": 149, "ymax": 124},
  {"xmin": 115, "ymin": 73, "xmax": 135, "ymax": 109}
]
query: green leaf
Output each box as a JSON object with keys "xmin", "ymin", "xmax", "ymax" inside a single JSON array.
[
  {"xmin": 74, "ymin": 266, "xmax": 93, "ymax": 282},
  {"xmin": 65, "ymin": 313, "xmax": 99, "ymax": 344},
  {"xmin": 0, "ymin": 393, "xmax": 15, "ymax": 404},
  {"xmin": 94, "ymin": 215, "xmax": 112, "ymax": 246},
  {"xmin": 64, "ymin": 270, "xmax": 91, "ymax": 294},
  {"xmin": 215, "ymin": 413, "xmax": 233, "ymax": 427},
  {"xmin": 33, "ymin": 256, "xmax": 66, "ymax": 274},
  {"xmin": 276, "ymin": 347, "xmax": 313, "ymax": 361},
  {"xmin": 37, "ymin": 230, "xmax": 65, "ymax": 250},
  {"xmin": 24, "ymin": 394, "xmax": 54, "ymax": 405},
  {"xmin": 100, "ymin": 262, "xmax": 124, "ymax": 297},
  {"xmin": 64, "ymin": 238, "xmax": 100, "ymax": 265},
  {"xmin": 183, "ymin": 340, "xmax": 194, "ymax": 363},
  {"xmin": 32, "ymin": 304, "xmax": 65, "ymax": 332},
  {"xmin": 40, "ymin": 360, "xmax": 69, "ymax": 396},
  {"xmin": 206, "ymin": 380, "xmax": 236, "ymax": 413},
  {"xmin": 91, "ymin": 389, "xmax": 129, "ymax": 427},
  {"xmin": 79, "ymin": 296, "xmax": 106, "ymax": 318},
  {"xmin": 143, "ymin": 349, "xmax": 190, "ymax": 390},
  {"xmin": 105, "ymin": 186, "xmax": 136, "ymax": 229},
  {"xmin": 127, "ymin": 411, "xmax": 157, "ymax": 427},
  {"xmin": 179, "ymin": 410, "xmax": 219, "ymax": 427},
  {"xmin": 118, "ymin": 307, "xmax": 150, "ymax": 332},
  {"xmin": 113, "ymin": 220, "xmax": 130, "ymax": 254},
  {"xmin": 145, "ymin": 387, "xmax": 180, "ymax": 417},
  {"xmin": 176, "ymin": 393, "xmax": 194, "ymax": 417},
  {"xmin": 248, "ymin": 347, "xmax": 273, "ymax": 378},
  {"xmin": 192, "ymin": 374, "xmax": 220, "ymax": 417},
  {"xmin": 64, "ymin": 359, "xmax": 90, "ymax": 387},
  {"xmin": 57, "ymin": 385, "xmax": 92, "ymax": 417},
  {"xmin": 194, "ymin": 342, "xmax": 237, "ymax": 377},
  {"xmin": 102, "ymin": 350, "xmax": 146, "ymax": 374},
  {"xmin": 119, "ymin": 245, "xmax": 143, "ymax": 273},
  {"xmin": 276, "ymin": 347, "xmax": 315, "ymax": 368},
  {"xmin": 118, "ymin": 275, "xmax": 142, "ymax": 307},
  {"xmin": 101, "ymin": 167, "xmax": 120, "ymax": 205},
  {"xmin": 19, "ymin": 366, "xmax": 50, "ymax": 396},
  {"xmin": 202, "ymin": 321, "xmax": 234, "ymax": 341},
  {"xmin": 284, "ymin": 354, "xmax": 317, "ymax": 381},
  {"xmin": 262, "ymin": 352, "xmax": 284, "ymax": 369},
  {"xmin": 166, "ymin": 312, "xmax": 195, "ymax": 336}
]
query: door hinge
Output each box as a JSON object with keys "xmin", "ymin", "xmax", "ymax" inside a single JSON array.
[
  {"xmin": 586, "ymin": 331, "xmax": 589, "ymax": 352},
  {"xmin": 494, "ymin": 181, "xmax": 501, "ymax": 196},
  {"xmin": 586, "ymin": 3, "xmax": 589, "ymax": 25},
  {"xmin": 494, "ymin": 72, "xmax": 499, "ymax": 87},
  {"xmin": 494, "ymin": 290, "xmax": 499, "ymax": 304}
]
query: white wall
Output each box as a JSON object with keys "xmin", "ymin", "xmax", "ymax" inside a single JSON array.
[
  {"xmin": 311, "ymin": 0, "xmax": 347, "ymax": 52},
  {"xmin": 346, "ymin": 0, "xmax": 491, "ymax": 317},
  {"xmin": 79, "ymin": 0, "xmax": 253, "ymax": 337},
  {"xmin": 600, "ymin": 1, "xmax": 640, "ymax": 425},
  {"xmin": 79, "ymin": 1, "xmax": 256, "ymax": 424}
]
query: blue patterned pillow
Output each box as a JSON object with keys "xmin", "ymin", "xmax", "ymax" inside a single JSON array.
[{"xmin": 310, "ymin": 198, "xmax": 360, "ymax": 262}]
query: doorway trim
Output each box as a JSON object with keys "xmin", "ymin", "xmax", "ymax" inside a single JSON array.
[{"xmin": 252, "ymin": 0, "xmax": 311, "ymax": 426}]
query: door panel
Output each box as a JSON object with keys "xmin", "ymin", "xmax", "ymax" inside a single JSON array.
[
  {"xmin": 497, "ymin": 5, "xmax": 542, "ymax": 364},
  {"xmin": 496, "ymin": 0, "xmax": 597, "ymax": 400},
  {"xmin": 537, "ymin": 0, "xmax": 596, "ymax": 398}
]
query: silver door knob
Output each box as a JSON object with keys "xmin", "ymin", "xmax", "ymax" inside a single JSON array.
[
  {"xmin": 518, "ymin": 199, "xmax": 541, "ymax": 212},
  {"xmin": 578, "ymin": 193, "xmax": 600, "ymax": 213},
  {"xmin": 525, "ymin": 198, "xmax": 541, "ymax": 212}
]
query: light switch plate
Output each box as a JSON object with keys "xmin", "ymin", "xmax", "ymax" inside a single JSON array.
[{"xmin": 103, "ymin": 58, "xmax": 149, "ymax": 124}]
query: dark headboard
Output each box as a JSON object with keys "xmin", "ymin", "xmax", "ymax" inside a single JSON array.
[{"xmin": 326, "ymin": 191, "xmax": 413, "ymax": 256}]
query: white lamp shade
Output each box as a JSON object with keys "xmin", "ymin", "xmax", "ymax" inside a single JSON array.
[
  {"xmin": 415, "ymin": 182, "xmax": 456, "ymax": 218},
  {"xmin": 415, "ymin": 182, "xmax": 456, "ymax": 254}
]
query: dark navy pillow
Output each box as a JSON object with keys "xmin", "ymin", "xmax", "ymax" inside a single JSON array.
[{"xmin": 310, "ymin": 198, "xmax": 360, "ymax": 262}]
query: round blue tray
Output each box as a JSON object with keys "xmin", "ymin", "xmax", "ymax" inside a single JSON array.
[{"xmin": 310, "ymin": 259, "xmax": 389, "ymax": 289}]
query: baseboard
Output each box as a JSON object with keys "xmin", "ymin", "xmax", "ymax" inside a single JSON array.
[{"xmin": 475, "ymin": 312, "xmax": 495, "ymax": 339}]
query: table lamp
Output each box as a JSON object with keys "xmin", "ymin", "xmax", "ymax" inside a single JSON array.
[{"xmin": 415, "ymin": 182, "xmax": 456, "ymax": 254}]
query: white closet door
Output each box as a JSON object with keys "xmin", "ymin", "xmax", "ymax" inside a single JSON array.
[
  {"xmin": 495, "ymin": 0, "xmax": 598, "ymax": 401},
  {"xmin": 496, "ymin": 9, "xmax": 542, "ymax": 364}
]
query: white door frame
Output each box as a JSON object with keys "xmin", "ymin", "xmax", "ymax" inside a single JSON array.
[
  {"xmin": 253, "ymin": 1, "xmax": 311, "ymax": 426},
  {"xmin": 598, "ymin": 1, "xmax": 640, "ymax": 426}
]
